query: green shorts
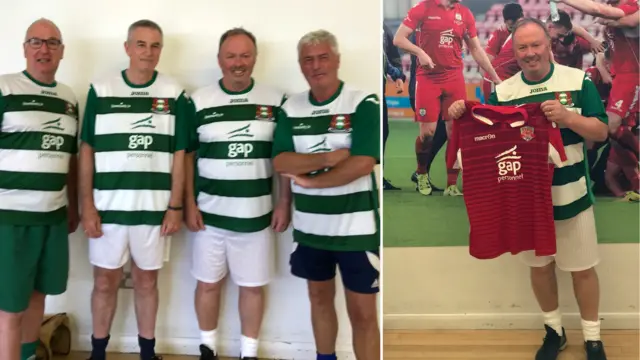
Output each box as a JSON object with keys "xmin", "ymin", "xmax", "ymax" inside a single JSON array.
[{"xmin": 0, "ymin": 221, "xmax": 69, "ymax": 313}]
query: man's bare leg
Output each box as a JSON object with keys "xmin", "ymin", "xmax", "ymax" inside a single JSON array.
[
  {"xmin": 91, "ymin": 266, "xmax": 123, "ymax": 360},
  {"xmin": 0, "ymin": 311, "xmax": 23, "ymax": 360},
  {"xmin": 345, "ymin": 289, "xmax": 379, "ymax": 360},
  {"xmin": 195, "ymin": 280, "xmax": 224, "ymax": 354},
  {"xmin": 20, "ymin": 291, "xmax": 46, "ymax": 360},
  {"xmin": 238, "ymin": 286, "xmax": 265, "ymax": 358},
  {"xmin": 308, "ymin": 279, "xmax": 338, "ymax": 357},
  {"xmin": 131, "ymin": 262, "xmax": 159, "ymax": 360},
  {"xmin": 572, "ymin": 268, "xmax": 601, "ymax": 341},
  {"xmin": 530, "ymin": 262, "xmax": 565, "ymax": 339}
]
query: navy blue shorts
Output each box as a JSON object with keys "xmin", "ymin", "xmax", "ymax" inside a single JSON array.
[{"xmin": 290, "ymin": 243, "xmax": 379, "ymax": 294}]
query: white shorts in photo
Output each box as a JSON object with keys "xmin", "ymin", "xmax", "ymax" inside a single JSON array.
[
  {"xmin": 519, "ymin": 206, "xmax": 600, "ymax": 272},
  {"xmin": 191, "ymin": 225, "xmax": 275, "ymax": 287},
  {"xmin": 89, "ymin": 224, "xmax": 170, "ymax": 271}
]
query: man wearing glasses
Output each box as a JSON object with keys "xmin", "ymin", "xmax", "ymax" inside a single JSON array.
[{"xmin": 0, "ymin": 18, "xmax": 79, "ymax": 360}]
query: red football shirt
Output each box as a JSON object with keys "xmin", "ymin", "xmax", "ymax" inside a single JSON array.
[
  {"xmin": 484, "ymin": 33, "xmax": 520, "ymax": 82},
  {"xmin": 446, "ymin": 102, "xmax": 567, "ymax": 260},
  {"xmin": 606, "ymin": 1, "xmax": 639, "ymax": 74},
  {"xmin": 585, "ymin": 66, "xmax": 612, "ymax": 106},
  {"xmin": 402, "ymin": 0, "xmax": 478, "ymax": 77},
  {"xmin": 551, "ymin": 36, "xmax": 591, "ymax": 69},
  {"xmin": 485, "ymin": 26, "xmax": 511, "ymax": 58}
]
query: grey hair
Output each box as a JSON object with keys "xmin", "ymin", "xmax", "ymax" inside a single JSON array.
[
  {"xmin": 25, "ymin": 18, "xmax": 62, "ymax": 42},
  {"xmin": 127, "ymin": 19, "xmax": 163, "ymax": 42},
  {"xmin": 297, "ymin": 30, "xmax": 340, "ymax": 56},
  {"xmin": 512, "ymin": 17, "xmax": 552, "ymax": 42}
]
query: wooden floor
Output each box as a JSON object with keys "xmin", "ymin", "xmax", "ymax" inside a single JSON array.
[
  {"xmin": 384, "ymin": 329, "xmax": 640, "ymax": 360},
  {"xmin": 56, "ymin": 352, "xmax": 218, "ymax": 360}
]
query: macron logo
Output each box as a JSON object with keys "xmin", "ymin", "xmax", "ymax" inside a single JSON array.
[{"xmin": 474, "ymin": 134, "xmax": 496, "ymax": 142}]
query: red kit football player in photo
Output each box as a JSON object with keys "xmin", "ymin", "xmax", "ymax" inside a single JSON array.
[
  {"xmin": 557, "ymin": 0, "xmax": 640, "ymax": 158},
  {"xmin": 394, "ymin": 0, "xmax": 501, "ymax": 196},
  {"xmin": 482, "ymin": 2, "xmax": 524, "ymax": 102},
  {"xmin": 546, "ymin": 10, "xmax": 594, "ymax": 69}
]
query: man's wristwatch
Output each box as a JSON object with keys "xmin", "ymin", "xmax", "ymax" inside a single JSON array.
[{"xmin": 168, "ymin": 205, "xmax": 183, "ymax": 211}]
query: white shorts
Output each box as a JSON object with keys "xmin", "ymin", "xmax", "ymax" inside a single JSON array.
[
  {"xmin": 519, "ymin": 206, "xmax": 600, "ymax": 272},
  {"xmin": 89, "ymin": 224, "xmax": 170, "ymax": 271},
  {"xmin": 191, "ymin": 225, "xmax": 275, "ymax": 287}
]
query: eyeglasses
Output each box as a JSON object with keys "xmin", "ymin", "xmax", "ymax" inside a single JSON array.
[{"xmin": 24, "ymin": 37, "xmax": 62, "ymax": 50}]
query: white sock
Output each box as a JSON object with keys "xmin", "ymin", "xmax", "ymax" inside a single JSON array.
[
  {"xmin": 542, "ymin": 309, "xmax": 563, "ymax": 336},
  {"xmin": 200, "ymin": 329, "xmax": 217, "ymax": 353},
  {"xmin": 240, "ymin": 335, "xmax": 259, "ymax": 358},
  {"xmin": 581, "ymin": 319, "xmax": 601, "ymax": 341}
]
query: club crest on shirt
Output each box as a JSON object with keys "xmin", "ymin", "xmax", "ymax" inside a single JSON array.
[
  {"xmin": 520, "ymin": 126, "xmax": 535, "ymax": 141},
  {"xmin": 151, "ymin": 98, "xmax": 170, "ymax": 114},
  {"xmin": 65, "ymin": 102, "xmax": 77, "ymax": 118},
  {"xmin": 255, "ymin": 105, "xmax": 275, "ymax": 121},
  {"xmin": 454, "ymin": 12, "xmax": 463, "ymax": 25},
  {"xmin": 555, "ymin": 92, "xmax": 574, "ymax": 107},
  {"xmin": 328, "ymin": 114, "xmax": 352, "ymax": 133}
]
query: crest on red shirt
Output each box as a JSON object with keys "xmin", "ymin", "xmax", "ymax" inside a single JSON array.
[
  {"xmin": 255, "ymin": 105, "xmax": 275, "ymax": 121},
  {"xmin": 520, "ymin": 126, "xmax": 535, "ymax": 141},
  {"xmin": 555, "ymin": 92, "xmax": 574, "ymax": 107},
  {"xmin": 328, "ymin": 114, "xmax": 352, "ymax": 133}
]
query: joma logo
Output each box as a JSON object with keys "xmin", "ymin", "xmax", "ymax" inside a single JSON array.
[{"xmin": 530, "ymin": 87, "xmax": 548, "ymax": 94}]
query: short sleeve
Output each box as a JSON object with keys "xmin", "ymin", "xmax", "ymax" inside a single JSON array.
[
  {"xmin": 581, "ymin": 75, "xmax": 608, "ymax": 125},
  {"xmin": 80, "ymin": 86, "xmax": 97, "ymax": 146},
  {"xmin": 464, "ymin": 8, "xmax": 478, "ymax": 39},
  {"xmin": 185, "ymin": 95, "xmax": 199, "ymax": 153},
  {"xmin": 485, "ymin": 30, "xmax": 502, "ymax": 57},
  {"xmin": 271, "ymin": 108, "xmax": 295, "ymax": 157},
  {"xmin": 350, "ymin": 94, "xmax": 380, "ymax": 160},
  {"xmin": 402, "ymin": 2, "xmax": 426, "ymax": 30},
  {"xmin": 174, "ymin": 91, "xmax": 190, "ymax": 152}
]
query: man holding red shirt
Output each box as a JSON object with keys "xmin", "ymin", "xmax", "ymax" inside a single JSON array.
[
  {"xmin": 482, "ymin": 2, "xmax": 524, "ymax": 102},
  {"xmin": 557, "ymin": 0, "xmax": 639, "ymax": 159},
  {"xmin": 394, "ymin": 0, "xmax": 501, "ymax": 196}
]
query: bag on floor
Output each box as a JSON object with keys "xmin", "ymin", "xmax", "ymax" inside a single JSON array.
[{"xmin": 37, "ymin": 313, "xmax": 71, "ymax": 360}]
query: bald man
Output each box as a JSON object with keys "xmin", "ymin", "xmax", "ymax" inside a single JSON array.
[{"xmin": 0, "ymin": 18, "xmax": 78, "ymax": 360}]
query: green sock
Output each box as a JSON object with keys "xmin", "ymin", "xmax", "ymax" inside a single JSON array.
[{"xmin": 21, "ymin": 341, "xmax": 38, "ymax": 360}]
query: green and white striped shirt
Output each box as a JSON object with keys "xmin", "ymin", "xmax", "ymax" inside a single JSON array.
[
  {"xmin": 272, "ymin": 82, "xmax": 381, "ymax": 251},
  {"xmin": 188, "ymin": 79, "xmax": 285, "ymax": 233},
  {"xmin": 488, "ymin": 63, "xmax": 608, "ymax": 220},
  {"xmin": 80, "ymin": 70, "xmax": 190, "ymax": 226},
  {"xmin": 0, "ymin": 71, "xmax": 78, "ymax": 225}
]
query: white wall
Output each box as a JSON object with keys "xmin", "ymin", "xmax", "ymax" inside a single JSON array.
[
  {"xmin": 0, "ymin": 1, "xmax": 382, "ymax": 359},
  {"xmin": 384, "ymin": 245, "xmax": 640, "ymax": 330}
]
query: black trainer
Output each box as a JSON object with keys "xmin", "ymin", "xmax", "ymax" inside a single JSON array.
[
  {"xmin": 383, "ymin": 178, "xmax": 401, "ymax": 190},
  {"xmin": 535, "ymin": 325, "xmax": 567, "ymax": 360},
  {"xmin": 585, "ymin": 340, "xmax": 607, "ymax": 360},
  {"xmin": 199, "ymin": 344, "xmax": 218, "ymax": 360},
  {"xmin": 240, "ymin": 357, "xmax": 258, "ymax": 360}
]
